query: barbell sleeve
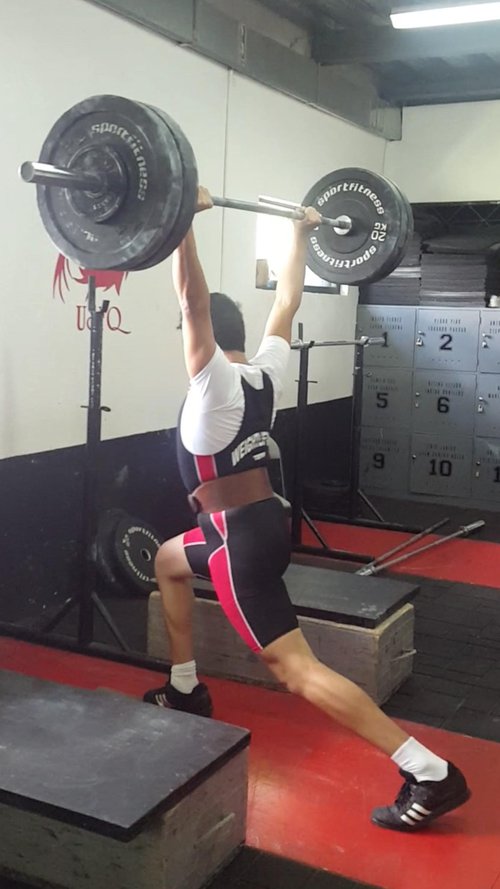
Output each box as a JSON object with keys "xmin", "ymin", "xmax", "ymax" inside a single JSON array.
[{"xmin": 20, "ymin": 161, "xmax": 106, "ymax": 193}]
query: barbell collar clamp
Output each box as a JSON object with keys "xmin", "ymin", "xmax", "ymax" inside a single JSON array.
[{"xmin": 332, "ymin": 214, "xmax": 352, "ymax": 236}]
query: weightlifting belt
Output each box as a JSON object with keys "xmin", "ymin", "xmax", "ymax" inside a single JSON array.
[{"xmin": 188, "ymin": 468, "xmax": 274, "ymax": 515}]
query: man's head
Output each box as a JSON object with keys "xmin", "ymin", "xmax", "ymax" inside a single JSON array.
[{"xmin": 209, "ymin": 292, "xmax": 246, "ymax": 353}]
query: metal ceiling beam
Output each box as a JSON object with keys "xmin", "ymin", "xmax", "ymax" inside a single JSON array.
[
  {"xmin": 314, "ymin": 20, "xmax": 500, "ymax": 65},
  {"xmin": 314, "ymin": 0, "xmax": 390, "ymax": 28},
  {"xmin": 85, "ymin": 0, "xmax": 401, "ymax": 139},
  {"xmin": 381, "ymin": 71, "xmax": 500, "ymax": 105},
  {"xmin": 86, "ymin": 0, "xmax": 194, "ymax": 42},
  {"xmin": 242, "ymin": 0, "xmax": 390, "ymax": 31},
  {"xmin": 297, "ymin": 0, "xmax": 387, "ymax": 29}
]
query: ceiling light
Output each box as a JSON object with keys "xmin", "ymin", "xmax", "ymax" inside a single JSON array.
[{"xmin": 391, "ymin": 2, "xmax": 500, "ymax": 28}]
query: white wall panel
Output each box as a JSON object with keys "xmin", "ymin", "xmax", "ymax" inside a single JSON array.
[{"xmin": 385, "ymin": 101, "xmax": 500, "ymax": 203}]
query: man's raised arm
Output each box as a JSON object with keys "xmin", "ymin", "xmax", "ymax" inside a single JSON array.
[
  {"xmin": 173, "ymin": 187, "xmax": 216, "ymax": 378},
  {"xmin": 264, "ymin": 207, "xmax": 322, "ymax": 344}
]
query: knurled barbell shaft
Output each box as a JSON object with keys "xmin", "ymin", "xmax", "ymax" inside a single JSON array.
[
  {"xmin": 20, "ymin": 161, "xmax": 106, "ymax": 193},
  {"xmin": 211, "ymin": 196, "xmax": 352, "ymax": 231},
  {"xmin": 20, "ymin": 160, "xmax": 353, "ymax": 232}
]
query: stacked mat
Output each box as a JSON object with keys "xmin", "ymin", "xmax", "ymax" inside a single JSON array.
[
  {"xmin": 402, "ymin": 231, "xmax": 422, "ymax": 268},
  {"xmin": 419, "ymin": 253, "xmax": 500, "ymax": 306},
  {"xmin": 420, "ymin": 230, "xmax": 500, "ymax": 307},
  {"xmin": 360, "ymin": 225, "xmax": 500, "ymax": 307}
]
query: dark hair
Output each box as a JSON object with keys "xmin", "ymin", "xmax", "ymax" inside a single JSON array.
[{"xmin": 209, "ymin": 292, "xmax": 246, "ymax": 352}]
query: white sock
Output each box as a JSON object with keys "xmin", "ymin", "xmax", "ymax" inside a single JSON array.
[
  {"xmin": 170, "ymin": 661, "xmax": 199, "ymax": 695},
  {"xmin": 392, "ymin": 737, "xmax": 449, "ymax": 783}
]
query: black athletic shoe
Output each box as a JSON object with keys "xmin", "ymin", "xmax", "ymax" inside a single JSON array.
[
  {"xmin": 371, "ymin": 762, "xmax": 471, "ymax": 832},
  {"xmin": 142, "ymin": 682, "xmax": 213, "ymax": 718}
]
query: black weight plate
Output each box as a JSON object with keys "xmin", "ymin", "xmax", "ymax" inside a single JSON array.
[
  {"xmin": 392, "ymin": 181, "xmax": 415, "ymax": 268},
  {"xmin": 37, "ymin": 95, "xmax": 185, "ymax": 270},
  {"xmin": 303, "ymin": 168, "xmax": 411, "ymax": 286},
  {"xmin": 112, "ymin": 515, "xmax": 163, "ymax": 595},
  {"xmin": 365, "ymin": 182, "xmax": 412, "ymax": 282},
  {"xmin": 152, "ymin": 107, "xmax": 198, "ymax": 259},
  {"xmin": 130, "ymin": 105, "xmax": 198, "ymax": 271},
  {"xmin": 95, "ymin": 508, "xmax": 128, "ymax": 595}
]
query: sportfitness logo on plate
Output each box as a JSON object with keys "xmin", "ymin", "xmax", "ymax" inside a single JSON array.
[{"xmin": 52, "ymin": 255, "xmax": 131, "ymax": 335}]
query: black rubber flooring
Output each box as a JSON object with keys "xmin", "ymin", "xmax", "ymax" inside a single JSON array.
[
  {"xmin": 382, "ymin": 575, "xmax": 500, "ymax": 741},
  {"xmin": 206, "ymin": 848, "xmax": 380, "ymax": 889},
  {"xmin": 0, "ymin": 855, "xmax": 380, "ymax": 889}
]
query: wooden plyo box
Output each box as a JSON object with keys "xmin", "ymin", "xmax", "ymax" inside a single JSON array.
[
  {"xmin": 0, "ymin": 671, "xmax": 249, "ymax": 889},
  {"xmin": 148, "ymin": 564, "xmax": 418, "ymax": 705}
]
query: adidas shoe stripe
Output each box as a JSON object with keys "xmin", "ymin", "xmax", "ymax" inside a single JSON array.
[
  {"xmin": 406, "ymin": 809, "xmax": 425, "ymax": 822},
  {"xmin": 412, "ymin": 803, "xmax": 431, "ymax": 816},
  {"xmin": 401, "ymin": 803, "xmax": 432, "ymax": 825}
]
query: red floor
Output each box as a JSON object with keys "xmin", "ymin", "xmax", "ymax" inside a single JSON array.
[
  {"xmin": 1, "ymin": 638, "xmax": 500, "ymax": 889},
  {"xmin": 303, "ymin": 521, "xmax": 500, "ymax": 589}
]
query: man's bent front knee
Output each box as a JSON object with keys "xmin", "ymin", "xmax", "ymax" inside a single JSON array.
[{"xmin": 155, "ymin": 535, "xmax": 194, "ymax": 583}]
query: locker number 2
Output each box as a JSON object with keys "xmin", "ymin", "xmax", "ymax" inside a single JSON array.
[{"xmin": 439, "ymin": 334, "xmax": 453, "ymax": 351}]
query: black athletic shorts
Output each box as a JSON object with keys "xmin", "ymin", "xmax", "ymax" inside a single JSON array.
[{"xmin": 183, "ymin": 497, "xmax": 298, "ymax": 651}]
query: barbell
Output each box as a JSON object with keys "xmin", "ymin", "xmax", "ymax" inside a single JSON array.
[{"xmin": 19, "ymin": 94, "xmax": 414, "ymax": 285}]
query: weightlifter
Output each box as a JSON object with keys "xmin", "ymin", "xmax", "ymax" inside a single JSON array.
[{"xmin": 144, "ymin": 187, "xmax": 470, "ymax": 832}]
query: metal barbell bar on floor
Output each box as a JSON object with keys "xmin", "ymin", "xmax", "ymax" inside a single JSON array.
[
  {"xmin": 356, "ymin": 520, "xmax": 486, "ymax": 577},
  {"xmin": 355, "ymin": 517, "xmax": 450, "ymax": 576}
]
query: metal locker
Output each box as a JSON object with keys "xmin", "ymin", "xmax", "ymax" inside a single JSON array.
[
  {"xmin": 475, "ymin": 374, "xmax": 500, "ymax": 437},
  {"xmin": 479, "ymin": 310, "xmax": 500, "ymax": 373},
  {"xmin": 357, "ymin": 306, "xmax": 416, "ymax": 368},
  {"xmin": 360, "ymin": 428, "xmax": 410, "ymax": 493},
  {"xmin": 362, "ymin": 369, "xmax": 413, "ymax": 429},
  {"xmin": 415, "ymin": 309, "xmax": 479, "ymax": 371},
  {"xmin": 472, "ymin": 437, "xmax": 500, "ymax": 503},
  {"xmin": 410, "ymin": 434, "xmax": 473, "ymax": 497},
  {"xmin": 412, "ymin": 370, "xmax": 477, "ymax": 436}
]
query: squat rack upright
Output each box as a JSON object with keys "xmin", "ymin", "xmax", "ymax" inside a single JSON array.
[{"xmin": 289, "ymin": 323, "xmax": 423, "ymax": 563}]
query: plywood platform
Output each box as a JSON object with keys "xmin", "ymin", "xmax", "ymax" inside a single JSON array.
[
  {"xmin": 0, "ymin": 670, "xmax": 249, "ymax": 889},
  {"xmin": 148, "ymin": 565, "xmax": 418, "ymax": 703}
]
